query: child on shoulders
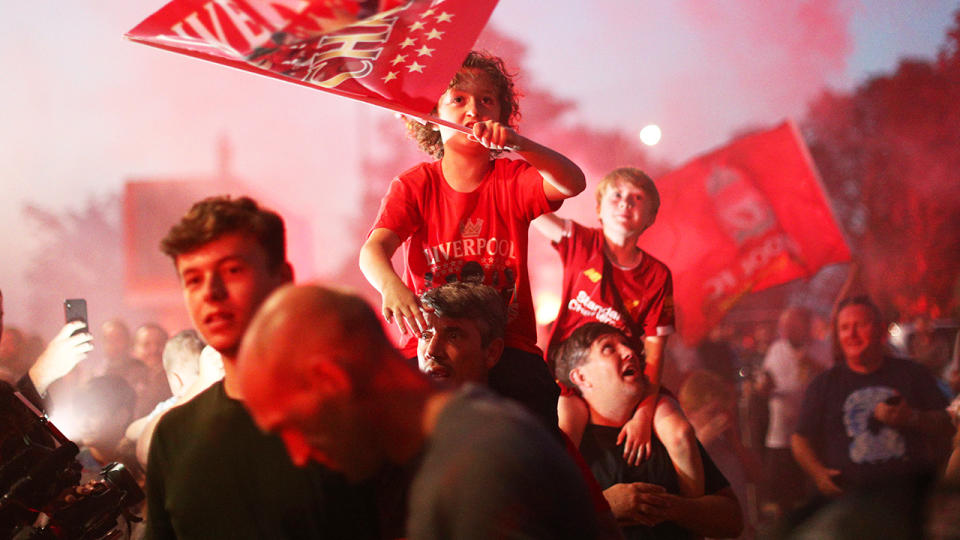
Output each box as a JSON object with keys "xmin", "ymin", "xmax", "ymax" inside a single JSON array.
[
  {"xmin": 359, "ymin": 51, "xmax": 585, "ymax": 428},
  {"xmin": 534, "ymin": 167, "xmax": 704, "ymax": 496}
]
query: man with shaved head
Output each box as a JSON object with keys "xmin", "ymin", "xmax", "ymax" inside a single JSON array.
[{"xmin": 237, "ymin": 283, "xmax": 601, "ymax": 540}]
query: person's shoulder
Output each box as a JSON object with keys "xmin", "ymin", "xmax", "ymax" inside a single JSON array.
[
  {"xmin": 395, "ymin": 160, "xmax": 441, "ymax": 184},
  {"xmin": 764, "ymin": 339, "xmax": 792, "ymax": 359},
  {"xmin": 441, "ymin": 385, "xmax": 549, "ymax": 443},
  {"xmin": 638, "ymin": 248, "xmax": 672, "ymax": 275},
  {"xmin": 155, "ymin": 382, "xmax": 223, "ymax": 434},
  {"xmin": 560, "ymin": 220, "xmax": 598, "ymax": 245},
  {"xmin": 490, "ymin": 158, "xmax": 536, "ymax": 182},
  {"xmin": 805, "ymin": 362, "xmax": 844, "ymax": 389},
  {"xmin": 884, "ymin": 355, "xmax": 940, "ymax": 381}
]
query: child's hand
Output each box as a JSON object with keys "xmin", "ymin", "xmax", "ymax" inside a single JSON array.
[
  {"xmin": 618, "ymin": 401, "xmax": 654, "ymax": 466},
  {"xmin": 469, "ymin": 120, "xmax": 520, "ymax": 151},
  {"xmin": 380, "ymin": 280, "xmax": 426, "ymax": 337}
]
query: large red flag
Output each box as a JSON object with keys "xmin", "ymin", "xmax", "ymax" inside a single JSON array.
[
  {"xmin": 639, "ymin": 121, "xmax": 851, "ymax": 344},
  {"xmin": 126, "ymin": 0, "xmax": 498, "ymax": 124}
]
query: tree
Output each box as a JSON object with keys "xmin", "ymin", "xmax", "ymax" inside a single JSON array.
[
  {"xmin": 802, "ymin": 9, "xmax": 960, "ymax": 318},
  {"xmin": 22, "ymin": 195, "xmax": 144, "ymax": 337}
]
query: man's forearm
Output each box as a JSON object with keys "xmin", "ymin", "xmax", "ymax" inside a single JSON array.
[
  {"xmin": 791, "ymin": 433, "xmax": 826, "ymax": 478},
  {"xmin": 663, "ymin": 488, "xmax": 743, "ymax": 538}
]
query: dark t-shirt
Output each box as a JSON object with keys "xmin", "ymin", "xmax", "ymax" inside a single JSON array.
[
  {"xmin": 580, "ymin": 424, "xmax": 730, "ymax": 540},
  {"xmin": 794, "ymin": 356, "xmax": 949, "ymax": 491},
  {"xmin": 145, "ymin": 381, "xmax": 376, "ymax": 540}
]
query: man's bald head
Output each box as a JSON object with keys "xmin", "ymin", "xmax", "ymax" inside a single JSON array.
[
  {"xmin": 239, "ymin": 284, "xmax": 392, "ymax": 386},
  {"xmin": 236, "ymin": 284, "xmax": 408, "ymax": 477}
]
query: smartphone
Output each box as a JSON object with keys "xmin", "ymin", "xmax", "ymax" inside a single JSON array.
[{"xmin": 64, "ymin": 298, "xmax": 88, "ymax": 335}]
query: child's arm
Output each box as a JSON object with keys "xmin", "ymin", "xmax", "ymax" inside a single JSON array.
[
  {"xmin": 652, "ymin": 396, "xmax": 704, "ymax": 497},
  {"xmin": 558, "ymin": 393, "xmax": 590, "ymax": 447},
  {"xmin": 617, "ymin": 335, "xmax": 667, "ymax": 465},
  {"xmin": 359, "ymin": 228, "xmax": 427, "ymax": 336},
  {"xmin": 531, "ymin": 213, "xmax": 566, "ymax": 244},
  {"xmin": 472, "ymin": 121, "xmax": 586, "ymax": 201}
]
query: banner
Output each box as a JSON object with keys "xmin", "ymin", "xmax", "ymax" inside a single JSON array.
[
  {"xmin": 639, "ymin": 121, "xmax": 851, "ymax": 343},
  {"xmin": 126, "ymin": 0, "xmax": 498, "ymax": 123}
]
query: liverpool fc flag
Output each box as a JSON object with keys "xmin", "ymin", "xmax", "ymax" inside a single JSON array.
[
  {"xmin": 127, "ymin": 0, "xmax": 499, "ymax": 123},
  {"xmin": 639, "ymin": 121, "xmax": 851, "ymax": 344}
]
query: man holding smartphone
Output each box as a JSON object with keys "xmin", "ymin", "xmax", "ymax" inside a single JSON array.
[
  {"xmin": 145, "ymin": 196, "xmax": 375, "ymax": 540},
  {"xmin": 791, "ymin": 296, "xmax": 953, "ymax": 498},
  {"xmin": 0, "ymin": 289, "xmax": 93, "ymax": 409}
]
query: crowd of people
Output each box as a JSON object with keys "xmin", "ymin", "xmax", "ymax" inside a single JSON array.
[{"xmin": 2, "ymin": 49, "xmax": 959, "ymax": 540}]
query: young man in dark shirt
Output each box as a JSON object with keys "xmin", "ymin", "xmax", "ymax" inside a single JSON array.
[{"xmin": 145, "ymin": 196, "xmax": 374, "ymax": 540}]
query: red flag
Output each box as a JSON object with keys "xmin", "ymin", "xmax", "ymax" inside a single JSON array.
[
  {"xmin": 639, "ymin": 121, "xmax": 851, "ymax": 344},
  {"xmin": 126, "ymin": 0, "xmax": 498, "ymax": 123}
]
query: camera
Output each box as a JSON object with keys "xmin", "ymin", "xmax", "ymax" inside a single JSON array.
[{"xmin": 0, "ymin": 385, "xmax": 143, "ymax": 539}]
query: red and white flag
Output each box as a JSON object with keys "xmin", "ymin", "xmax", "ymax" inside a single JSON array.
[
  {"xmin": 126, "ymin": 0, "xmax": 498, "ymax": 123},
  {"xmin": 639, "ymin": 121, "xmax": 851, "ymax": 343}
]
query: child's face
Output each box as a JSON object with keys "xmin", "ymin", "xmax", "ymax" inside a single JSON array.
[
  {"xmin": 597, "ymin": 180, "xmax": 654, "ymax": 235},
  {"xmin": 435, "ymin": 68, "xmax": 503, "ymax": 146}
]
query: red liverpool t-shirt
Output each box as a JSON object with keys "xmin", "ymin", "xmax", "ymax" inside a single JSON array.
[
  {"xmin": 372, "ymin": 158, "xmax": 560, "ymax": 357},
  {"xmin": 547, "ymin": 221, "xmax": 675, "ymax": 357}
]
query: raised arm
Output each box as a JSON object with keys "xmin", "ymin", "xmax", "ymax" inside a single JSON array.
[
  {"xmin": 531, "ymin": 213, "xmax": 567, "ymax": 244},
  {"xmin": 29, "ymin": 321, "xmax": 93, "ymax": 396},
  {"xmin": 359, "ymin": 228, "xmax": 426, "ymax": 336},
  {"xmin": 472, "ymin": 121, "xmax": 586, "ymax": 201}
]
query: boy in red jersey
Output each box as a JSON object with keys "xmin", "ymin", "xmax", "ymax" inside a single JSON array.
[
  {"xmin": 359, "ymin": 51, "xmax": 585, "ymax": 427},
  {"xmin": 535, "ymin": 168, "xmax": 703, "ymax": 496}
]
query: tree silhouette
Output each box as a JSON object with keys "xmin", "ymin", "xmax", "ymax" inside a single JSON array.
[
  {"xmin": 22, "ymin": 195, "xmax": 142, "ymax": 336},
  {"xmin": 802, "ymin": 8, "xmax": 960, "ymax": 318}
]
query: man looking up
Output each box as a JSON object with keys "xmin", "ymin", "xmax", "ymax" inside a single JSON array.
[
  {"xmin": 237, "ymin": 284, "xmax": 601, "ymax": 539},
  {"xmin": 145, "ymin": 196, "xmax": 372, "ymax": 540},
  {"xmin": 556, "ymin": 322, "xmax": 743, "ymax": 540}
]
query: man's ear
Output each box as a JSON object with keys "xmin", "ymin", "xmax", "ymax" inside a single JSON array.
[
  {"xmin": 280, "ymin": 262, "xmax": 294, "ymax": 284},
  {"xmin": 484, "ymin": 337, "xmax": 505, "ymax": 369},
  {"xmin": 307, "ymin": 355, "xmax": 352, "ymax": 395},
  {"xmin": 569, "ymin": 366, "xmax": 588, "ymax": 390}
]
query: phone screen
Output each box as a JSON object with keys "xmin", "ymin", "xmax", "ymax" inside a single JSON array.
[{"xmin": 64, "ymin": 298, "xmax": 88, "ymax": 334}]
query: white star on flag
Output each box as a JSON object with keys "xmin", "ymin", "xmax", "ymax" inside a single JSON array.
[
  {"xmin": 426, "ymin": 29, "xmax": 444, "ymax": 40},
  {"xmin": 408, "ymin": 61, "xmax": 425, "ymax": 73}
]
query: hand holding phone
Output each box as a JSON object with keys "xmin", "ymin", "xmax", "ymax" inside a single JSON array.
[{"xmin": 64, "ymin": 299, "xmax": 88, "ymax": 336}]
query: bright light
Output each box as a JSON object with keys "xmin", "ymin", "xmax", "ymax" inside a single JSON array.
[
  {"xmin": 639, "ymin": 124, "xmax": 662, "ymax": 146},
  {"xmin": 535, "ymin": 291, "xmax": 561, "ymax": 325}
]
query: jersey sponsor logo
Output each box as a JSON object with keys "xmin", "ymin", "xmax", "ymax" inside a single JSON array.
[{"xmin": 568, "ymin": 290, "xmax": 622, "ymax": 326}]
